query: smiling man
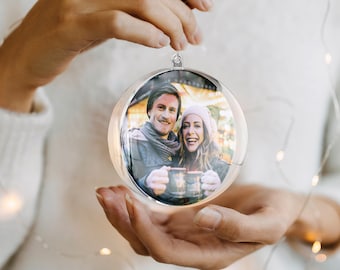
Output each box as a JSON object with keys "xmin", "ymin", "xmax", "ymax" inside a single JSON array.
[{"xmin": 126, "ymin": 84, "xmax": 182, "ymax": 200}]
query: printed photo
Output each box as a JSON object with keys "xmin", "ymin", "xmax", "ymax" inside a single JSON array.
[{"xmin": 121, "ymin": 70, "xmax": 236, "ymax": 205}]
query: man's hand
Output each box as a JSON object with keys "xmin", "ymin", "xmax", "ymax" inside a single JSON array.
[{"xmin": 146, "ymin": 166, "xmax": 170, "ymax": 195}]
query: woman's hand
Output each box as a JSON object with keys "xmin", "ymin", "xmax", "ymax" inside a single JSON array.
[
  {"xmin": 0, "ymin": 0, "xmax": 212, "ymax": 112},
  {"xmin": 201, "ymin": 170, "xmax": 221, "ymax": 197},
  {"xmin": 96, "ymin": 185, "xmax": 269, "ymax": 270},
  {"xmin": 145, "ymin": 166, "xmax": 170, "ymax": 195},
  {"xmin": 96, "ymin": 184, "xmax": 340, "ymax": 270}
]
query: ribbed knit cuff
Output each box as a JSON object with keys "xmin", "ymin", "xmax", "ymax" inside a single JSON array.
[
  {"xmin": 0, "ymin": 88, "xmax": 53, "ymax": 267},
  {"xmin": 0, "ymin": 88, "xmax": 53, "ymax": 185}
]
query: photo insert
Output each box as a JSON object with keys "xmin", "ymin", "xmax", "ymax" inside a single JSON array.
[{"xmin": 121, "ymin": 70, "xmax": 236, "ymax": 206}]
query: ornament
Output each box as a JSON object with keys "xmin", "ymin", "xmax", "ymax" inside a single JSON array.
[{"xmin": 108, "ymin": 53, "xmax": 247, "ymax": 207}]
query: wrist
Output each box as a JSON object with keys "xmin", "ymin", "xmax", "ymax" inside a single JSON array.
[
  {"xmin": 0, "ymin": 42, "xmax": 37, "ymax": 113},
  {"xmin": 287, "ymin": 194, "xmax": 340, "ymax": 246}
]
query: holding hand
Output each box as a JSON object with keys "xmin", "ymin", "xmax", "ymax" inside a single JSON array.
[
  {"xmin": 145, "ymin": 166, "xmax": 170, "ymax": 195},
  {"xmin": 0, "ymin": 0, "xmax": 212, "ymax": 112},
  {"xmin": 96, "ymin": 184, "xmax": 340, "ymax": 270},
  {"xmin": 201, "ymin": 170, "xmax": 221, "ymax": 197}
]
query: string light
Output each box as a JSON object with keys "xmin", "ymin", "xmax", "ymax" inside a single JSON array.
[
  {"xmin": 265, "ymin": 0, "xmax": 339, "ymax": 268},
  {"xmin": 99, "ymin": 248, "xmax": 112, "ymax": 256},
  {"xmin": 315, "ymin": 253, "xmax": 327, "ymax": 263},
  {"xmin": 275, "ymin": 150, "xmax": 285, "ymax": 162},
  {"xmin": 311, "ymin": 175, "xmax": 320, "ymax": 187},
  {"xmin": 312, "ymin": 240, "xmax": 322, "ymax": 254},
  {"xmin": 0, "ymin": 191, "xmax": 23, "ymax": 220},
  {"xmin": 325, "ymin": 53, "xmax": 332, "ymax": 65}
]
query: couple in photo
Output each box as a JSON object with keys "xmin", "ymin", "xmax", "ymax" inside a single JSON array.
[{"xmin": 125, "ymin": 83, "xmax": 229, "ymax": 205}]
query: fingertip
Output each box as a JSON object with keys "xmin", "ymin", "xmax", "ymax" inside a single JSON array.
[
  {"xmin": 171, "ymin": 35, "xmax": 188, "ymax": 51},
  {"xmin": 95, "ymin": 189, "xmax": 105, "ymax": 207},
  {"xmin": 201, "ymin": 0, "xmax": 214, "ymax": 11},
  {"xmin": 157, "ymin": 33, "xmax": 171, "ymax": 47},
  {"xmin": 97, "ymin": 186, "xmax": 120, "ymax": 208},
  {"xmin": 191, "ymin": 26, "xmax": 203, "ymax": 44},
  {"xmin": 185, "ymin": 0, "xmax": 214, "ymax": 11},
  {"xmin": 95, "ymin": 187, "xmax": 111, "ymax": 205}
]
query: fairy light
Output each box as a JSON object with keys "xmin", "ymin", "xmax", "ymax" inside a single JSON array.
[
  {"xmin": 0, "ymin": 191, "xmax": 23, "ymax": 219},
  {"xmin": 325, "ymin": 53, "xmax": 332, "ymax": 65},
  {"xmin": 315, "ymin": 253, "xmax": 327, "ymax": 263},
  {"xmin": 276, "ymin": 150, "xmax": 285, "ymax": 162},
  {"xmin": 265, "ymin": 0, "xmax": 339, "ymax": 268},
  {"xmin": 312, "ymin": 240, "xmax": 322, "ymax": 254},
  {"xmin": 99, "ymin": 248, "xmax": 112, "ymax": 256},
  {"xmin": 311, "ymin": 175, "xmax": 320, "ymax": 187}
]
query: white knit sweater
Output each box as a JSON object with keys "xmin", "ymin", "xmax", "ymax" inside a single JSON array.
[{"xmin": 1, "ymin": 0, "xmax": 340, "ymax": 269}]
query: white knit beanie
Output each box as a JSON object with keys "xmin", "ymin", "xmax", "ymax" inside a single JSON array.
[{"xmin": 180, "ymin": 105, "xmax": 214, "ymax": 138}]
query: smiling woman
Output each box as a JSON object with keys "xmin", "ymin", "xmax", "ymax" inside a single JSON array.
[
  {"xmin": 177, "ymin": 104, "xmax": 229, "ymax": 199},
  {"xmin": 182, "ymin": 113, "xmax": 205, "ymax": 154}
]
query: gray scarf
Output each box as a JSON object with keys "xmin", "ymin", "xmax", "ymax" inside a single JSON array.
[{"xmin": 140, "ymin": 122, "xmax": 180, "ymax": 161}]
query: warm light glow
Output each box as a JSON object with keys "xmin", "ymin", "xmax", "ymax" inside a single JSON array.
[
  {"xmin": 325, "ymin": 53, "xmax": 332, "ymax": 64},
  {"xmin": 99, "ymin": 248, "xmax": 112, "ymax": 256},
  {"xmin": 0, "ymin": 192, "xmax": 23, "ymax": 219},
  {"xmin": 315, "ymin": 253, "xmax": 327, "ymax": 263},
  {"xmin": 312, "ymin": 175, "xmax": 320, "ymax": 186},
  {"xmin": 312, "ymin": 240, "xmax": 322, "ymax": 254},
  {"xmin": 276, "ymin": 150, "xmax": 285, "ymax": 162}
]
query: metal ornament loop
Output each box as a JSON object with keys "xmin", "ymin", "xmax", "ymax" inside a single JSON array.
[{"xmin": 172, "ymin": 53, "xmax": 183, "ymax": 68}]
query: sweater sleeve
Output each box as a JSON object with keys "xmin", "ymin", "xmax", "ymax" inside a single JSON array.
[{"xmin": 0, "ymin": 88, "xmax": 52, "ymax": 267}]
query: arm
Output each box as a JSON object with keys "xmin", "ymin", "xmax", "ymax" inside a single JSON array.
[
  {"xmin": 0, "ymin": 0, "xmax": 210, "ymax": 113},
  {"xmin": 0, "ymin": 0, "xmax": 211, "ymax": 266},
  {"xmin": 0, "ymin": 89, "xmax": 52, "ymax": 267}
]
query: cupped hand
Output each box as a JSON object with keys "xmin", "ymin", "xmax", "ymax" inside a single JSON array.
[
  {"xmin": 96, "ymin": 185, "xmax": 304, "ymax": 270},
  {"xmin": 0, "ymin": 0, "xmax": 212, "ymax": 111}
]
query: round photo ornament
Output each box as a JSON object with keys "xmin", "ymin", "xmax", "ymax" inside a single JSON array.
[{"xmin": 108, "ymin": 53, "xmax": 247, "ymax": 208}]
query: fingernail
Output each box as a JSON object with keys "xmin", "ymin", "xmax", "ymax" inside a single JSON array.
[
  {"xmin": 95, "ymin": 190, "xmax": 105, "ymax": 207},
  {"xmin": 202, "ymin": 0, "xmax": 214, "ymax": 10},
  {"xmin": 194, "ymin": 207, "xmax": 221, "ymax": 231},
  {"xmin": 125, "ymin": 193, "xmax": 134, "ymax": 220},
  {"xmin": 174, "ymin": 35, "xmax": 188, "ymax": 51},
  {"xmin": 190, "ymin": 26, "xmax": 203, "ymax": 44},
  {"xmin": 125, "ymin": 193, "xmax": 133, "ymax": 205},
  {"xmin": 158, "ymin": 33, "xmax": 170, "ymax": 47}
]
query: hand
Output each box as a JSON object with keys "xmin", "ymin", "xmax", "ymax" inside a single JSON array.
[
  {"xmin": 201, "ymin": 170, "xmax": 221, "ymax": 197},
  {"xmin": 145, "ymin": 166, "xmax": 170, "ymax": 195},
  {"xmin": 96, "ymin": 185, "xmax": 290, "ymax": 270},
  {"xmin": 96, "ymin": 184, "xmax": 340, "ymax": 270},
  {"xmin": 0, "ymin": 0, "xmax": 212, "ymax": 112}
]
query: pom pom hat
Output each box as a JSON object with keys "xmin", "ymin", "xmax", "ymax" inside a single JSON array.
[{"xmin": 180, "ymin": 105, "xmax": 215, "ymax": 138}]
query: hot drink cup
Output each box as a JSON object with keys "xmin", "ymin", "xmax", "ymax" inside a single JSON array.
[
  {"xmin": 167, "ymin": 167, "xmax": 186, "ymax": 197},
  {"xmin": 185, "ymin": 171, "xmax": 203, "ymax": 198}
]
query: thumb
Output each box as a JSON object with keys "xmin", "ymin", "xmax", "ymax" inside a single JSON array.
[{"xmin": 194, "ymin": 205, "xmax": 285, "ymax": 244}]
